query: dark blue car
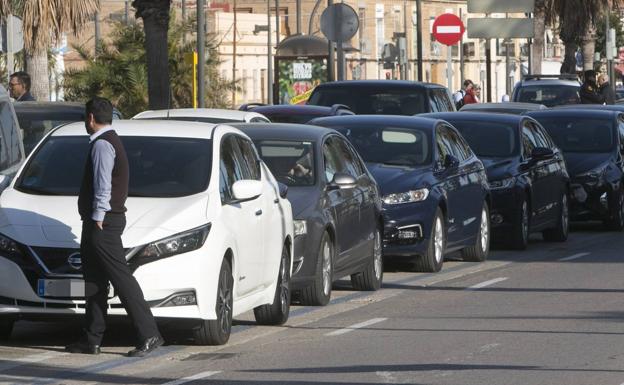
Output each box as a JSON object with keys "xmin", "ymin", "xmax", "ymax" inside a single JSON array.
[
  {"xmin": 311, "ymin": 115, "xmax": 490, "ymax": 272},
  {"xmin": 422, "ymin": 112, "xmax": 570, "ymax": 249}
]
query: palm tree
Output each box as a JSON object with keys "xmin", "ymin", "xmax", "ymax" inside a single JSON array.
[
  {"xmin": 132, "ymin": 0, "xmax": 171, "ymax": 110},
  {"xmin": 0, "ymin": 0, "xmax": 99, "ymax": 101},
  {"xmin": 531, "ymin": 0, "xmax": 550, "ymax": 74}
]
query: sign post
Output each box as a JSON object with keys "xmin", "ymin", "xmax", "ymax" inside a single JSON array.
[
  {"xmin": 432, "ymin": 13, "xmax": 465, "ymax": 92},
  {"xmin": 321, "ymin": 3, "xmax": 359, "ymax": 81}
]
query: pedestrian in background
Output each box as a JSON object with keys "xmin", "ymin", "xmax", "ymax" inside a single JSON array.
[
  {"xmin": 463, "ymin": 83, "xmax": 479, "ymax": 104},
  {"xmin": 66, "ymin": 97, "xmax": 163, "ymax": 357},
  {"xmin": 453, "ymin": 79, "xmax": 473, "ymax": 109},
  {"xmin": 474, "ymin": 85, "xmax": 482, "ymax": 103},
  {"xmin": 9, "ymin": 72, "xmax": 36, "ymax": 101},
  {"xmin": 598, "ymin": 74, "xmax": 616, "ymax": 105},
  {"xmin": 580, "ymin": 70, "xmax": 605, "ymax": 104}
]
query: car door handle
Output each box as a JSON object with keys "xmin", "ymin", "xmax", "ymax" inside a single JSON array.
[{"xmin": 255, "ymin": 209, "xmax": 263, "ymax": 216}]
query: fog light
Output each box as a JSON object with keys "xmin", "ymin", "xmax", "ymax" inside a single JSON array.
[
  {"xmin": 163, "ymin": 292, "xmax": 197, "ymax": 307},
  {"xmin": 573, "ymin": 187, "xmax": 588, "ymax": 203},
  {"xmin": 491, "ymin": 214, "xmax": 503, "ymax": 224}
]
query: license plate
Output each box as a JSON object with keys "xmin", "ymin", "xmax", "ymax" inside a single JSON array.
[{"xmin": 37, "ymin": 279, "xmax": 115, "ymax": 298}]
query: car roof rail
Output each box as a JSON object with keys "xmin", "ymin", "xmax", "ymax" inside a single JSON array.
[
  {"xmin": 239, "ymin": 103, "xmax": 266, "ymax": 111},
  {"xmin": 522, "ymin": 74, "xmax": 579, "ymax": 81},
  {"xmin": 330, "ymin": 104, "xmax": 352, "ymax": 114}
]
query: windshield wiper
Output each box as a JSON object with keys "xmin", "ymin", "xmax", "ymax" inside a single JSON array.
[
  {"xmin": 17, "ymin": 185, "xmax": 64, "ymax": 195},
  {"xmin": 381, "ymin": 160, "xmax": 416, "ymax": 167}
]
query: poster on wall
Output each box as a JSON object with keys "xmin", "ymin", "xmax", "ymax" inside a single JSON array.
[{"xmin": 277, "ymin": 57, "xmax": 328, "ymax": 105}]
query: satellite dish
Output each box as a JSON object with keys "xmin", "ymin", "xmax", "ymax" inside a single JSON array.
[{"xmin": 320, "ymin": 3, "xmax": 359, "ymax": 43}]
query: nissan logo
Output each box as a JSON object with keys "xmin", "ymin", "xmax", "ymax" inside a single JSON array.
[{"xmin": 67, "ymin": 252, "xmax": 82, "ymax": 270}]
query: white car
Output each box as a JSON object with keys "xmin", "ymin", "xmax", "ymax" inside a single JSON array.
[
  {"xmin": 133, "ymin": 108, "xmax": 270, "ymax": 124},
  {"xmin": 0, "ymin": 120, "xmax": 293, "ymax": 345}
]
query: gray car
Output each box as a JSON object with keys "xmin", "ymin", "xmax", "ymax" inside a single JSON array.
[{"xmin": 235, "ymin": 123, "xmax": 384, "ymax": 306}]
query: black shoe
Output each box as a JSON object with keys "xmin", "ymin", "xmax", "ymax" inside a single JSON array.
[
  {"xmin": 65, "ymin": 341, "xmax": 101, "ymax": 355},
  {"xmin": 127, "ymin": 336, "xmax": 164, "ymax": 357}
]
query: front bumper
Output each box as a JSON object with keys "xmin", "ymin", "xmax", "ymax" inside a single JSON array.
[
  {"xmin": 381, "ymin": 201, "xmax": 436, "ymax": 258},
  {"xmin": 488, "ymin": 187, "xmax": 523, "ymax": 232},
  {"xmin": 569, "ymin": 180, "xmax": 609, "ymax": 220}
]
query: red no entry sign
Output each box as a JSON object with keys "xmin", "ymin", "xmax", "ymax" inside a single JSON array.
[{"xmin": 432, "ymin": 13, "xmax": 465, "ymax": 46}]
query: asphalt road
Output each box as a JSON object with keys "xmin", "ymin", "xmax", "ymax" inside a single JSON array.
[{"xmin": 1, "ymin": 223, "xmax": 624, "ymax": 385}]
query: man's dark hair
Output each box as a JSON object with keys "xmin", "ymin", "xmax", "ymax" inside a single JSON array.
[
  {"xmin": 463, "ymin": 79, "xmax": 473, "ymax": 87},
  {"xmin": 10, "ymin": 71, "xmax": 31, "ymax": 91},
  {"xmin": 85, "ymin": 97, "xmax": 113, "ymax": 125},
  {"xmin": 584, "ymin": 70, "xmax": 596, "ymax": 80}
]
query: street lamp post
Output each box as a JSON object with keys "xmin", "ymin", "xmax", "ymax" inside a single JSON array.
[
  {"xmin": 253, "ymin": 23, "xmax": 272, "ymax": 104},
  {"xmin": 197, "ymin": 0, "xmax": 206, "ymax": 108}
]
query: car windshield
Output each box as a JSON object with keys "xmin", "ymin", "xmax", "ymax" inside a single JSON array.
[
  {"xmin": 516, "ymin": 85, "xmax": 580, "ymax": 107},
  {"xmin": 308, "ymin": 87, "xmax": 427, "ymax": 115},
  {"xmin": 261, "ymin": 113, "xmax": 321, "ymax": 124},
  {"xmin": 254, "ymin": 140, "xmax": 315, "ymax": 186},
  {"xmin": 446, "ymin": 120, "xmax": 519, "ymax": 158},
  {"xmin": 329, "ymin": 124, "xmax": 431, "ymax": 167},
  {"xmin": 17, "ymin": 111, "xmax": 85, "ymax": 156},
  {"xmin": 17, "ymin": 136, "xmax": 213, "ymax": 197},
  {"xmin": 536, "ymin": 117, "xmax": 614, "ymax": 153},
  {"xmin": 139, "ymin": 116, "xmax": 241, "ymax": 124}
]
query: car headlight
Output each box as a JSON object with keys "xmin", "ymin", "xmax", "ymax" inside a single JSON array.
[
  {"xmin": 489, "ymin": 177, "xmax": 515, "ymax": 190},
  {"xmin": 383, "ymin": 188, "xmax": 429, "ymax": 205},
  {"xmin": 577, "ymin": 165, "xmax": 608, "ymax": 180},
  {"xmin": 293, "ymin": 220, "xmax": 307, "ymax": 236},
  {"xmin": 0, "ymin": 232, "xmax": 25, "ymax": 261},
  {"xmin": 131, "ymin": 223, "xmax": 211, "ymax": 265}
]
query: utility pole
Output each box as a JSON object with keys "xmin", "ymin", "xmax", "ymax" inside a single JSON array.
[
  {"xmin": 267, "ymin": 0, "xmax": 274, "ymax": 104},
  {"xmin": 232, "ymin": 0, "xmax": 238, "ymax": 107},
  {"xmin": 459, "ymin": 7, "xmax": 464, "ymax": 85},
  {"xmin": 403, "ymin": 0, "xmax": 409, "ymax": 80},
  {"xmin": 327, "ymin": 0, "xmax": 335, "ymax": 81},
  {"xmin": 485, "ymin": 14, "xmax": 492, "ymax": 102},
  {"xmin": 416, "ymin": 0, "xmax": 423, "ymax": 81},
  {"xmin": 197, "ymin": 0, "xmax": 206, "ymax": 108},
  {"xmin": 296, "ymin": 0, "xmax": 301, "ymax": 34},
  {"xmin": 275, "ymin": 0, "xmax": 280, "ymax": 46}
]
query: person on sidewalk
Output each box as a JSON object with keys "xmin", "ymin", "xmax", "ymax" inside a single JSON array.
[
  {"xmin": 580, "ymin": 70, "xmax": 605, "ymax": 104},
  {"xmin": 598, "ymin": 73, "xmax": 616, "ymax": 105},
  {"xmin": 463, "ymin": 83, "xmax": 479, "ymax": 104},
  {"xmin": 9, "ymin": 72, "xmax": 36, "ymax": 101},
  {"xmin": 66, "ymin": 97, "xmax": 163, "ymax": 357}
]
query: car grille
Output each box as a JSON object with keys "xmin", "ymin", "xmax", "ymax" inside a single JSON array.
[{"xmin": 30, "ymin": 247, "xmax": 82, "ymax": 275}]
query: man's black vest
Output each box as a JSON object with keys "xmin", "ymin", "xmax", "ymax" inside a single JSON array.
[{"xmin": 78, "ymin": 130, "xmax": 129, "ymax": 221}]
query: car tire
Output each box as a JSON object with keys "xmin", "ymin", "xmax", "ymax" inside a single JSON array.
[
  {"xmin": 254, "ymin": 245, "xmax": 291, "ymax": 325},
  {"xmin": 351, "ymin": 227, "xmax": 383, "ymax": 291},
  {"xmin": 543, "ymin": 192, "xmax": 569, "ymax": 241},
  {"xmin": 193, "ymin": 258, "xmax": 233, "ymax": 345},
  {"xmin": 414, "ymin": 208, "xmax": 445, "ymax": 273},
  {"xmin": 461, "ymin": 203, "xmax": 490, "ymax": 262},
  {"xmin": 300, "ymin": 232, "xmax": 333, "ymax": 306},
  {"xmin": 605, "ymin": 188, "xmax": 624, "ymax": 231},
  {"xmin": 507, "ymin": 197, "xmax": 530, "ymax": 250},
  {"xmin": 0, "ymin": 317, "xmax": 14, "ymax": 341}
]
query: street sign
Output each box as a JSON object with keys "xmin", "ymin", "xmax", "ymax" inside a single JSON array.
[
  {"xmin": 467, "ymin": 18, "xmax": 534, "ymax": 39},
  {"xmin": 320, "ymin": 3, "xmax": 359, "ymax": 43},
  {"xmin": 467, "ymin": 0, "xmax": 534, "ymax": 14},
  {"xmin": 432, "ymin": 13, "xmax": 465, "ymax": 46}
]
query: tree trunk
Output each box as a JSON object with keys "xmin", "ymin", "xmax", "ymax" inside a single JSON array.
[
  {"xmin": 134, "ymin": 0, "xmax": 171, "ymax": 110},
  {"xmin": 531, "ymin": 0, "xmax": 546, "ymax": 74},
  {"xmin": 582, "ymin": 26, "xmax": 597, "ymax": 71},
  {"xmin": 25, "ymin": 51, "xmax": 50, "ymax": 101},
  {"xmin": 561, "ymin": 40, "xmax": 577, "ymax": 74}
]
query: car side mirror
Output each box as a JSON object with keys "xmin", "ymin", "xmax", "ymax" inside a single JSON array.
[
  {"xmin": 278, "ymin": 182, "xmax": 288, "ymax": 198},
  {"xmin": 443, "ymin": 154, "xmax": 460, "ymax": 170},
  {"xmin": 531, "ymin": 147, "xmax": 554, "ymax": 161},
  {"xmin": 232, "ymin": 180, "xmax": 262, "ymax": 202},
  {"xmin": 328, "ymin": 172, "xmax": 357, "ymax": 190}
]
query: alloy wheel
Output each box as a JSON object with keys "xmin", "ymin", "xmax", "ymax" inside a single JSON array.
[
  {"xmin": 279, "ymin": 252, "xmax": 290, "ymax": 314},
  {"xmin": 373, "ymin": 229, "xmax": 382, "ymax": 281},
  {"xmin": 217, "ymin": 268, "xmax": 232, "ymax": 334},
  {"xmin": 521, "ymin": 201, "xmax": 529, "ymax": 244},
  {"xmin": 434, "ymin": 216, "xmax": 444, "ymax": 263},
  {"xmin": 561, "ymin": 194, "xmax": 569, "ymax": 236},
  {"xmin": 322, "ymin": 240, "xmax": 332, "ymax": 296},
  {"xmin": 480, "ymin": 207, "xmax": 489, "ymax": 252}
]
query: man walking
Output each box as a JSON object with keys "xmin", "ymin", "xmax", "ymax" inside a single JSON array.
[
  {"xmin": 9, "ymin": 72, "xmax": 36, "ymax": 101},
  {"xmin": 66, "ymin": 97, "xmax": 163, "ymax": 357}
]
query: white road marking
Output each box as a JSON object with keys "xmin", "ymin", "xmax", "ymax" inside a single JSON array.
[
  {"xmin": 161, "ymin": 371, "xmax": 221, "ymax": 385},
  {"xmin": 558, "ymin": 252, "xmax": 590, "ymax": 261},
  {"xmin": 325, "ymin": 317, "xmax": 387, "ymax": 336},
  {"xmin": 437, "ymin": 26, "xmax": 461, "ymax": 33},
  {"xmin": 466, "ymin": 277, "xmax": 508, "ymax": 290},
  {"xmin": 0, "ymin": 351, "xmax": 67, "ymax": 373}
]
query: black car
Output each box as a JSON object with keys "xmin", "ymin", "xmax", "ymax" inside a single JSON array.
[
  {"xmin": 311, "ymin": 115, "xmax": 490, "ymax": 272},
  {"xmin": 421, "ymin": 112, "xmax": 570, "ymax": 249},
  {"xmin": 238, "ymin": 104, "xmax": 354, "ymax": 124},
  {"xmin": 307, "ymin": 80, "xmax": 455, "ymax": 115},
  {"xmin": 14, "ymin": 102, "xmax": 123, "ymax": 156},
  {"xmin": 235, "ymin": 123, "xmax": 383, "ymax": 305},
  {"xmin": 526, "ymin": 109, "xmax": 624, "ymax": 229},
  {"xmin": 459, "ymin": 102, "xmax": 547, "ymax": 115},
  {"xmin": 511, "ymin": 74, "xmax": 581, "ymax": 107}
]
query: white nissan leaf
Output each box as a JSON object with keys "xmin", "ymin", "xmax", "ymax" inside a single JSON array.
[{"xmin": 0, "ymin": 120, "xmax": 294, "ymax": 345}]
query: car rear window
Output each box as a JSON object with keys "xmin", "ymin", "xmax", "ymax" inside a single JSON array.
[
  {"xmin": 445, "ymin": 120, "xmax": 519, "ymax": 158},
  {"xmin": 254, "ymin": 140, "xmax": 315, "ymax": 186},
  {"xmin": 535, "ymin": 117, "xmax": 614, "ymax": 153},
  {"xmin": 308, "ymin": 86, "xmax": 429, "ymax": 115},
  {"xmin": 516, "ymin": 85, "xmax": 580, "ymax": 107}
]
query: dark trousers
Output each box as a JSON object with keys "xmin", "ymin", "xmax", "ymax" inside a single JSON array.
[{"xmin": 80, "ymin": 213, "xmax": 160, "ymax": 346}]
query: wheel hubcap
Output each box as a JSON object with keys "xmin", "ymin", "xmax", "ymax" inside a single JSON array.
[
  {"xmin": 561, "ymin": 195, "xmax": 569, "ymax": 234},
  {"xmin": 480, "ymin": 208, "xmax": 489, "ymax": 251},
  {"xmin": 279, "ymin": 253, "xmax": 290, "ymax": 313},
  {"xmin": 434, "ymin": 217, "xmax": 444, "ymax": 263},
  {"xmin": 322, "ymin": 240, "xmax": 332, "ymax": 296},
  {"xmin": 373, "ymin": 230, "xmax": 382, "ymax": 280},
  {"xmin": 521, "ymin": 202, "xmax": 529, "ymax": 242},
  {"xmin": 217, "ymin": 269, "xmax": 232, "ymax": 333}
]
